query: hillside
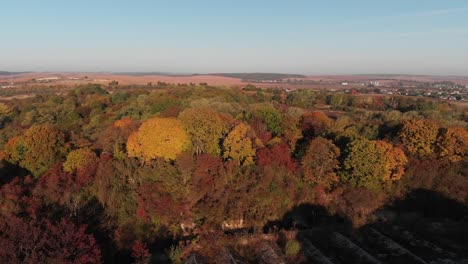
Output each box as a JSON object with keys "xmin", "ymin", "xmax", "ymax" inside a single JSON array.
[{"xmin": 211, "ymin": 72, "xmax": 306, "ymax": 81}]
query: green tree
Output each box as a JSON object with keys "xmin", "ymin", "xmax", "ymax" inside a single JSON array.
[
  {"xmin": 179, "ymin": 107, "xmax": 225, "ymax": 155},
  {"xmin": 63, "ymin": 148, "xmax": 98, "ymax": 173},
  {"xmin": 342, "ymin": 138, "xmax": 407, "ymax": 189},
  {"xmin": 251, "ymin": 105, "xmax": 283, "ymax": 136},
  {"xmin": 342, "ymin": 138, "xmax": 384, "ymax": 189}
]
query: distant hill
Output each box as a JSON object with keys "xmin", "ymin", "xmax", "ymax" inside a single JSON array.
[
  {"xmin": 112, "ymin": 72, "xmax": 188, "ymax": 76},
  {"xmin": 211, "ymin": 73, "xmax": 306, "ymax": 81},
  {"xmin": 0, "ymin": 71, "xmax": 28, "ymax": 75},
  {"xmin": 112, "ymin": 72, "xmax": 306, "ymax": 81}
]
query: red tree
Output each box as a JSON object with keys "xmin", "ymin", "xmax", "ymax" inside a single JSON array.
[
  {"xmin": 256, "ymin": 143, "xmax": 296, "ymax": 173},
  {"xmin": 0, "ymin": 217, "xmax": 101, "ymax": 264},
  {"xmin": 131, "ymin": 240, "xmax": 151, "ymax": 264}
]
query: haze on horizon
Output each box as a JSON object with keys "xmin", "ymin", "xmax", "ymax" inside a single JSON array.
[{"xmin": 1, "ymin": 0, "xmax": 468, "ymax": 76}]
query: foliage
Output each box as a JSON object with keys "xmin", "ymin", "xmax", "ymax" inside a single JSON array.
[
  {"xmin": 302, "ymin": 137, "xmax": 340, "ymax": 189},
  {"xmin": 179, "ymin": 107, "xmax": 225, "ymax": 155},
  {"xmin": 376, "ymin": 141, "xmax": 408, "ymax": 182},
  {"xmin": 93, "ymin": 155, "xmax": 139, "ymax": 224},
  {"xmin": 250, "ymin": 105, "xmax": 283, "ymax": 136},
  {"xmin": 342, "ymin": 138, "xmax": 381, "ymax": 188},
  {"xmin": 257, "ymin": 143, "xmax": 296, "ymax": 173},
  {"xmin": 285, "ymin": 239, "xmax": 301, "ymax": 256},
  {"xmin": 63, "ymin": 148, "xmax": 98, "ymax": 173},
  {"xmin": 127, "ymin": 117, "xmax": 190, "ymax": 161},
  {"xmin": 4, "ymin": 124, "xmax": 66, "ymax": 177},
  {"xmin": 436, "ymin": 126, "xmax": 468, "ymax": 162},
  {"xmin": 132, "ymin": 241, "xmax": 151, "ymax": 264},
  {"xmin": 0, "ymin": 217, "xmax": 101, "ymax": 264},
  {"xmin": 281, "ymin": 110, "xmax": 303, "ymax": 152},
  {"xmin": 342, "ymin": 138, "xmax": 407, "ymax": 189},
  {"xmin": 167, "ymin": 245, "xmax": 183, "ymax": 264},
  {"xmin": 0, "ymin": 82, "xmax": 467, "ymax": 262},
  {"xmin": 0, "ymin": 103, "xmax": 12, "ymax": 122},
  {"xmin": 222, "ymin": 123, "xmax": 256, "ymax": 166},
  {"xmin": 399, "ymin": 119, "xmax": 439, "ymax": 157},
  {"xmin": 301, "ymin": 111, "xmax": 333, "ymax": 137}
]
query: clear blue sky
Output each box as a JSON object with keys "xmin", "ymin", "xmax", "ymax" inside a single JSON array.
[{"xmin": 2, "ymin": 0, "xmax": 468, "ymax": 75}]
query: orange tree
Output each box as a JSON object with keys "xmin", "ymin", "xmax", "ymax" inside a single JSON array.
[{"xmin": 435, "ymin": 126, "xmax": 468, "ymax": 162}]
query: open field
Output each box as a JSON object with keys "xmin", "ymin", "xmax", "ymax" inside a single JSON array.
[{"xmin": 2, "ymin": 72, "xmax": 468, "ymax": 87}]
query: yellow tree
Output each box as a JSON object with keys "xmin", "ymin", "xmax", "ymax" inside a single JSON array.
[
  {"xmin": 223, "ymin": 123, "xmax": 256, "ymax": 166},
  {"xmin": 399, "ymin": 119, "xmax": 439, "ymax": 157},
  {"xmin": 281, "ymin": 113, "xmax": 302, "ymax": 152},
  {"xmin": 179, "ymin": 107, "xmax": 225, "ymax": 155},
  {"xmin": 0, "ymin": 103, "xmax": 12, "ymax": 122},
  {"xmin": 127, "ymin": 117, "xmax": 189, "ymax": 161}
]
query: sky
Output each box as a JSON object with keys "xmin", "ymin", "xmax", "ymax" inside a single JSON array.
[{"xmin": 1, "ymin": 0, "xmax": 468, "ymax": 75}]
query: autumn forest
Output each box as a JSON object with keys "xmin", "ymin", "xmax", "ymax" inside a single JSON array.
[{"xmin": 0, "ymin": 83, "xmax": 466, "ymax": 263}]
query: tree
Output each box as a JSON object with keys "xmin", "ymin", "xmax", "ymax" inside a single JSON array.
[
  {"xmin": 0, "ymin": 175, "xmax": 34, "ymax": 218},
  {"xmin": 302, "ymin": 137, "xmax": 340, "ymax": 189},
  {"xmin": 435, "ymin": 126, "xmax": 468, "ymax": 162},
  {"xmin": 136, "ymin": 180, "xmax": 186, "ymax": 229},
  {"xmin": 0, "ymin": 217, "xmax": 101, "ymax": 264},
  {"xmin": 342, "ymin": 138, "xmax": 407, "ymax": 189},
  {"xmin": 63, "ymin": 148, "xmax": 98, "ymax": 173},
  {"xmin": 97, "ymin": 116, "xmax": 139, "ymax": 159},
  {"xmin": 4, "ymin": 124, "xmax": 66, "ymax": 177},
  {"xmin": 375, "ymin": 141, "xmax": 408, "ymax": 182},
  {"xmin": 222, "ymin": 123, "xmax": 256, "ymax": 166},
  {"xmin": 127, "ymin": 117, "xmax": 190, "ymax": 161},
  {"xmin": 33, "ymin": 164, "xmax": 77, "ymax": 207},
  {"xmin": 281, "ymin": 111, "xmax": 302, "ymax": 152},
  {"xmin": 342, "ymin": 138, "xmax": 384, "ymax": 189},
  {"xmin": 0, "ymin": 103, "xmax": 12, "ymax": 122},
  {"xmin": 132, "ymin": 241, "xmax": 151, "ymax": 264},
  {"xmin": 301, "ymin": 111, "xmax": 333, "ymax": 138},
  {"xmin": 3, "ymin": 136, "xmax": 24, "ymax": 164},
  {"xmin": 399, "ymin": 119, "xmax": 439, "ymax": 157},
  {"xmin": 179, "ymin": 107, "xmax": 225, "ymax": 155},
  {"xmin": 257, "ymin": 143, "xmax": 296, "ymax": 173},
  {"xmin": 184, "ymin": 154, "xmax": 222, "ymax": 209},
  {"xmin": 93, "ymin": 155, "xmax": 138, "ymax": 225},
  {"xmin": 250, "ymin": 106, "xmax": 283, "ymax": 136}
]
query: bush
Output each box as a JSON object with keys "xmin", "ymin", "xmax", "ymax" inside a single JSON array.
[
  {"xmin": 167, "ymin": 245, "xmax": 183, "ymax": 264},
  {"xmin": 285, "ymin": 239, "xmax": 301, "ymax": 256}
]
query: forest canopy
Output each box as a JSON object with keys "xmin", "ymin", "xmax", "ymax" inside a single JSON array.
[{"xmin": 0, "ymin": 83, "xmax": 466, "ymax": 263}]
